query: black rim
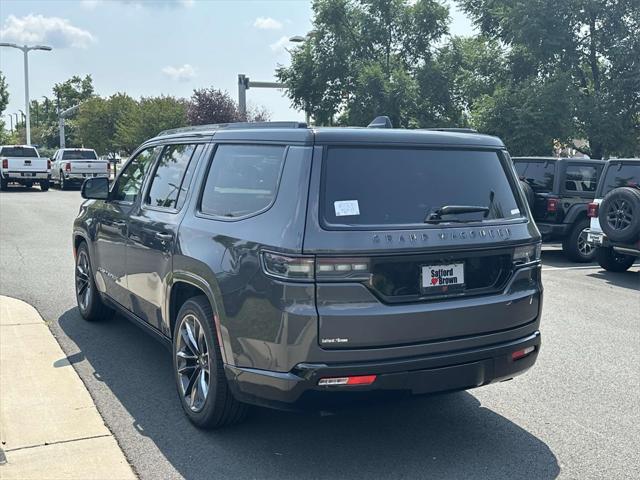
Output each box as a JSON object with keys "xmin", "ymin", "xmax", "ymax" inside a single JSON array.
[
  {"xmin": 75, "ymin": 250, "xmax": 91, "ymax": 311},
  {"xmin": 606, "ymin": 199, "xmax": 632, "ymax": 231},
  {"xmin": 175, "ymin": 314, "xmax": 211, "ymax": 412}
]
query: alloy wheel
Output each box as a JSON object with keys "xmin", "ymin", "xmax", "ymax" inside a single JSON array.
[
  {"xmin": 606, "ymin": 200, "xmax": 632, "ymax": 231},
  {"xmin": 175, "ymin": 314, "xmax": 211, "ymax": 412},
  {"xmin": 75, "ymin": 250, "xmax": 92, "ymax": 311},
  {"xmin": 577, "ymin": 228, "xmax": 593, "ymax": 257}
]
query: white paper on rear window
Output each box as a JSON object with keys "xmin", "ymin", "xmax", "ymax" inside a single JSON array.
[{"xmin": 334, "ymin": 200, "xmax": 360, "ymax": 217}]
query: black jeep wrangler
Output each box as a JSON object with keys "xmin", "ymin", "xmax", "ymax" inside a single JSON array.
[{"xmin": 513, "ymin": 157, "xmax": 605, "ymax": 262}]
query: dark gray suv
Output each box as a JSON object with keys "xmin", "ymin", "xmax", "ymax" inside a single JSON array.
[{"xmin": 73, "ymin": 120, "xmax": 543, "ymax": 428}]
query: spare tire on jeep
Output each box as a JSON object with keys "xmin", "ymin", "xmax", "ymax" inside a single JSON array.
[
  {"xmin": 519, "ymin": 180, "xmax": 535, "ymax": 209},
  {"xmin": 598, "ymin": 187, "xmax": 640, "ymax": 243}
]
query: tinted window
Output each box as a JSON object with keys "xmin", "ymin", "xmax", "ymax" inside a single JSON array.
[
  {"xmin": 146, "ymin": 144, "xmax": 196, "ymax": 209},
  {"xmin": 200, "ymin": 144, "xmax": 286, "ymax": 218},
  {"xmin": 514, "ymin": 161, "xmax": 555, "ymax": 192},
  {"xmin": 600, "ymin": 163, "xmax": 640, "ymax": 196},
  {"xmin": 323, "ymin": 148, "xmax": 522, "ymax": 227},
  {"xmin": 62, "ymin": 150, "xmax": 97, "ymax": 160},
  {"xmin": 564, "ymin": 165, "xmax": 598, "ymax": 192},
  {"xmin": 0, "ymin": 146, "xmax": 38, "ymax": 157},
  {"xmin": 111, "ymin": 147, "xmax": 161, "ymax": 203}
]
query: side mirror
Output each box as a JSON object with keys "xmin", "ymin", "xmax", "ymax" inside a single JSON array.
[{"xmin": 81, "ymin": 177, "xmax": 109, "ymax": 200}]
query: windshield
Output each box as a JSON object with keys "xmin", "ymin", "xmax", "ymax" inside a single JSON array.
[
  {"xmin": 62, "ymin": 150, "xmax": 98, "ymax": 160},
  {"xmin": 599, "ymin": 163, "xmax": 640, "ymax": 196},
  {"xmin": 0, "ymin": 146, "xmax": 38, "ymax": 158},
  {"xmin": 514, "ymin": 160, "xmax": 555, "ymax": 192},
  {"xmin": 322, "ymin": 147, "xmax": 522, "ymax": 227}
]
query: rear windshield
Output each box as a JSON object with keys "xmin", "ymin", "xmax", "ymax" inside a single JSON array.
[
  {"xmin": 0, "ymin": 146, "xmax": 38, "ymax": 157},
  {"xmin": 322, "ymin": 147, "xmax": 522, "ymax": 227},
  {"xmin": 599, "ymin": 163, "xmax": 640, "ymax": 196},
  {"xmin": 62, "ymin": 150, "xmax": 97, "ymax": 160},
  {"xmin": 514, "ymin": 161, "xmax": 555, "ymax": 192}
]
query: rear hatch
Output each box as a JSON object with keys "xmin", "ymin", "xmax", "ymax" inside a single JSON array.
[
  {"xmin": 513, "ymin": 159, "xmax": 558, "ymax": 222},
  {"xmin": 63, "ymin": 150, "xmax": 108, "ymax": 175},
  {"xmin": 0, "ymin": 146, "xmax": 46, "ymax": 172},
  {"xmin": 305, "ymin": 146, "xmax": 539, "ymax": 349}
]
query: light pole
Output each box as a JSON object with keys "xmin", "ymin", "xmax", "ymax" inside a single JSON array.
[
  {"xmin": 0, "ymin": 43, "xmax": 53, "ymax": 145},
  {"xmin": 5, "ymin": 114, "xmax": 13, "ymax": 133}
]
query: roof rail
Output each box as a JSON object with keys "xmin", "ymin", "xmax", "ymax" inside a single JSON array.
[
  {"xmin": 424, "ymin": 127, "xmax": 478, "ymax": 133},
  {"xmin": 158, "ymin": 121, "xmax": 308, "ymax": 137}
]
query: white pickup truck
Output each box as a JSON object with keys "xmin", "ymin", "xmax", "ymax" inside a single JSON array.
[
  {"xmin": 50, "ymin": 148, "xmax": 110, "ymax": 190},
  {"xmin": 0, "ymin": 145, "xmax": 50, "ymax": 191}
]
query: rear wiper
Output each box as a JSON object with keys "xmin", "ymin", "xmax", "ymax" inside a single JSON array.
[{"xmin": 424, "ymin": 205, "xmax": 490, "ymax": 223}]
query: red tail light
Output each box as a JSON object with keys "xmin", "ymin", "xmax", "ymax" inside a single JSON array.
[
  {"xmin": 318, "ymin": 375, "xmax": 377, "ymax": 386},
  {"xmin": 546, "ymin": 198, "xmax": 558, "ymax": 213},
  {"xmin": 587, "ymin": 202, "xmax": 599, "ymax": 218},
  {"xmin": 65, "ymin": 162, "xmax": 71, "ymax": 172},
  {"xmin": 1, "ymin": 158, "xmax": 7, "ymax": 169},
  {"xmin": 47, "ymin": 159, "xmax": 51, "ymax": 169}
]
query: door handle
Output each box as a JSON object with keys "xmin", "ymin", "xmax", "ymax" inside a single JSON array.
[{"xmin": 156, "ymin": 232, "xmax": 172, "ymax": 241}]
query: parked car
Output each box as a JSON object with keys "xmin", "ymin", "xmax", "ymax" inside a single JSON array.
[
  {"xmin": 73, "ymin": 119, "xmax": 543, "ymax": 428},
  {"xmin": 586, "ymin": 158, "xmax": 640, "ymax": 271},
  {"xmin": 50, "ymin": 148, "xmax": 110, "ymax": 190},
  {"xmin": 0, "ymin": 145, "xmax": 50, "ymax": 191},
  {"xmin": 513, "ymin": 156, "xmax": 605, "ymax": 262}
]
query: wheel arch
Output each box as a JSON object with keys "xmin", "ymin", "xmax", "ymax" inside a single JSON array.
[
  {"xmin": 564, "ymin": 203, "xmax": 588, "ymax": 225},
  {"xmin": 167, "ymin": 272, "xmax": 230, "ymax": 364}
]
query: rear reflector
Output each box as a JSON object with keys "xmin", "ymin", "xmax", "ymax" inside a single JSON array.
[
  {"xmin": 318, "ymin": 375, "xmax": 377, "ymax": 386},
  {"xmin": 512, "ymin": 346, "xmax": 535, "ymax": 361}
]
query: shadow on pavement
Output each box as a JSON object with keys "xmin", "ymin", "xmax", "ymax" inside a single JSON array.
[
  {"xmin": 541, "ymin": 249, "xmax": 596, "ymax": 268},
  {"xmin": 57, "ymin": 307, "xmax": 559, "ymax": 480},
  {"xmin": 587, "ymin": 270, "xmax": 639, "ymax": 291}
]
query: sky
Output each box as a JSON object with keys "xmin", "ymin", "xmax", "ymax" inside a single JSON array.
[{"xmin": 0, "ymin": 0, "xmax": 474, "ymax": 125}]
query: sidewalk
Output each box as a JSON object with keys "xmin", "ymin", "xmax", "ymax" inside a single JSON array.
[{"xmin": 0, "ymin": 296, "xmax": 136, "ymax": 480}]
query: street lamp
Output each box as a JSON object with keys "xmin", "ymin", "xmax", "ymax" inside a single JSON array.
[
  {"xmin": 0, "ymin": 43, "xmax": 53, "ymax": 145},
  {"xmin": 5, "ymin": 114, "xmax": 13, "ymax": 133}
]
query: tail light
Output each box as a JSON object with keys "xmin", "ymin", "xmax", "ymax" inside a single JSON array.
[
  {"xmin": 47, "ymin": 159, "xmax": 51, "ymax": 169},
  {"xmin": 513, "ymin": 243, "xmax": 542, "ymax": 265},
  {"xmin": 65, "ymin": 162, "xmax": 71, "ymax": 172},
  {"xmin": 587, "ymin": 202, "xmax": 599, "ymax": 218},
  {"xmin": 318, "ymin": 375, "xmax": 377, "ymax": 386},
  {"xmin": 546, "ymin": 198, "xmax": 558, "ymax": 213},
  {"xmin": 1, "ymin": 158, "xmax": 7, "ymax": 169},
  {"xmin": 512, "ymin": 346, "xmax": 535, "ymax": 361},
  {"xmin": 261, "ymin": 251, "xmax": 372, "ymax": 282}
]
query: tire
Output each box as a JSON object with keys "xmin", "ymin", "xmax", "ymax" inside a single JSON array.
[
  {"xmin": 40, "ymin": 179, "xmax": 50, "ymax": 191},
  {"xmin": 172, "ymin": 296, "xmax": 248, "ymax": 429},
  {"xmin": 60, "ymin": 173, "xmax": 67, "ymax": 190},
  {"xmin": 0, "ymin": 177, "xmax": 7, "ymax": 191},
  {"xmin": 598, "ymin": 187, "xmax": 640, "ymax": 243},
  {"xmin": 25, "ymin": 181, "xmax": 33, "ymax": 189},
  {"xmin": 75, "ymin": 242, "xmax": 110, "ymax": 321},
  {"xmin": 520, "ymin": 181, "xmax": 535, "ymax": 209},
  {"xmin": 562, "ymin": 218, "xmax": 595, "ymax": 262},
  {"xmin": 595, "ymin": 247, "xmax": 636, "ymax": 272}
]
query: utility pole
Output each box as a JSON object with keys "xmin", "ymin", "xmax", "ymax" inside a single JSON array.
[
  {"xmin": 58, "ymin": 104, "xmax": 80, "ymax": 148},
  {"xmin": 237, "ymin": 74, "xmax": 285, "ymax": 118},
  {"xmin": 0, "ymin": 43, "xmax": 53, "ymax": 144}
]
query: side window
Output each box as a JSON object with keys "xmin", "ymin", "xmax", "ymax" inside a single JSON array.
[
  {"xmin": 565, "ymin": 165, "xmax": 598, "ymax": 192},
  {"xmin": 200, "ymin": 144, "xmax": 286, "ymax": 218},
  {"xmin": 515, "ymin": 161, "xmax": 555, "ymax": 192},
  {"xmin": 145, "ymin": 144, "xmax": 197, "ymax": 209},
  {"xmin": 111, "ymin": 146, "xmax": 161, "ymax": 203}
]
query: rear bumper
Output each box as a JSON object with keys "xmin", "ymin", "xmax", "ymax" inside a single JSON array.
[
  {"xmin": 1, "ymin": 171, "xmax": 49, "ymax": 180},
  {"xmin": 586, "ymin": 229, "xmax": 640, "ymax": 255},
  {"xmin": 225, "ymin": 330, "xmax": 541, "ymax": 411},
  {"xmin": 64, "ymin": 172, "xmax": 108, "ymax": 182},
  {"xmin": 537, "ymin": 222, "xmax": 569, "ymax": 238}
]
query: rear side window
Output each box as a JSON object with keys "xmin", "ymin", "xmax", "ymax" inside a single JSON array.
[
  {"xmin": 146, "ymin": 144, "xmax": 197, "ymax": 209},
  {"xmin": 514, "ymin": 161, "xmax": 555, "ymax": 192},
  {"xmin": 322, "ymin": 147, "xmax": 522, "ymax": 227},
  {"xmin": 200, "ymin": 144, "xmax": 286, "ymax": 218},
  {"xmin": 62, "ymin": 150, "xmax": 97, "ymax": 160},
  {"xmin": 599, "ymin": 163, "xmax": 640, "ymax": 196},
  {"xmin": 0, "ymin": 146, "xmax": 38, "ymax": 157},
  {"xmin": 564, "ymin": 165, "xmax": 599, "ymax": 192}
]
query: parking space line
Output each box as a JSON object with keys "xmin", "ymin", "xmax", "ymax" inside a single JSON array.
[{"xmin": 542, "ymin": 264, "xmax": 640, "ymax": 271}]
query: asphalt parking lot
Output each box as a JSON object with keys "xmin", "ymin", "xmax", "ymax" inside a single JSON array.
[{"xmin": 1, "ymin": 187, "xmax": 638, "ymax": 480}]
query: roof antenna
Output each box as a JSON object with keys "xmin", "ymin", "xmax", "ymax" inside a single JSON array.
[{"xmin": 367, "ymin": 116, "xmax": 393, "ymax": 128}]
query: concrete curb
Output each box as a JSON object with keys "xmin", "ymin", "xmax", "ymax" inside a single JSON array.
[{"xmin": 0, "ymin": 295, "xmax": 136, "ymax": 480}]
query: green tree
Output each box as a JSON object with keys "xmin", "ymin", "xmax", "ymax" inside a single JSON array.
[
  {"xmin": 457, "ymin": 0, "xmax": 640, "ymax": 158},
  {"xmin": 277, "ymin": 0, "xmax": 450, "ymax": 126},
  {"xmin": 0, "ymin": 72, "xmax": 9, "ymax": 144},
  {"xmin": 117, "ymin": 95, "xmax": 187, "ymax": 148}
]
